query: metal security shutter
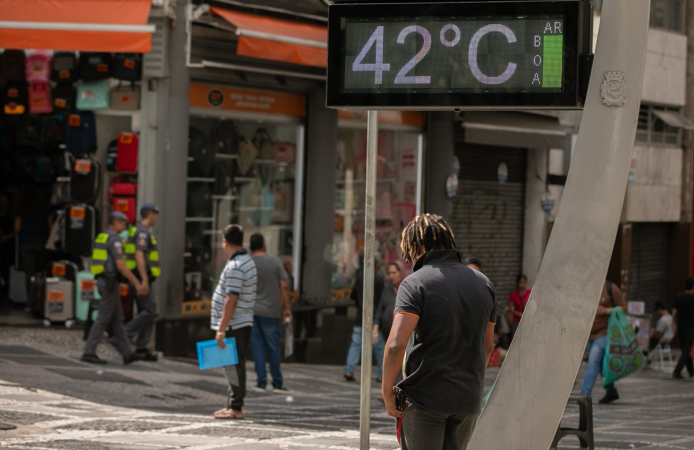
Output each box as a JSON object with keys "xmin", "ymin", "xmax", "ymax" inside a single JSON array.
[
  {"xmin": 451, "ymin": 134, "xmax": 527, "ymax": 306},
  {"xmin": 630, "ymin": 223, "xmax": 669, "ymax": 311}
]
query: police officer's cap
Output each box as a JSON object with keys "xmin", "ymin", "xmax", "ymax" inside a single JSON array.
[
  {"xmin": 110, "ymin": 211, "xmax": 129, "ymax": 222},
  {"xmin": 141, "ymin": 203, "xmax": 160, "ymax": 214}
]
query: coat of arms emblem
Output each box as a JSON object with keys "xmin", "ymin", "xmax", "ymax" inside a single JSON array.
[{"xmin": 601, "ymin": 72, "xmax": 627, "ymax": 107}]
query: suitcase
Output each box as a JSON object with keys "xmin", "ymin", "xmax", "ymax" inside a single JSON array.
[
  {"xmin": 28, "ymin": 83, "xmax": 53, "ymax": 115},
  {"xmin": 0, "ymin": 50, "xmax": 26, "ymax": 81},
  {"xmin": 51, "ymin": 52, "xmax": 78, "ymax": 83},
  {"xmin": 111, "ymin": 183, "xmax": 137, "ymax": 223},
  {"xmin": 28, "ymin": 272, "xmax": 46, "ymax": 318},
  {"xmin": 110, "ymin": 83, "xmax": 140, "ymax": 110},
  {"xmin": 25, "ymin": 51, "xmax": 51, "ymax": 84},
  {"xmin": 4, "ymin": 81, "xmax": 27, "ymax": 115},
  {"xmin": 9, "ymin": 240, "xmax": 27, "ymax": 304},
  {"xmin": 33, "ymin": 154, "xmax": 55, "ymax": 184},
  {"xmin": 65, "ymin": 112, "xmax": 97, "ymax": 154},
  {"xmin": 188, "ymin": 127, "xmax": 215, "ymax": 176},
  {"xmin": 48, "ymin": 260, "xmax": 78, "ymax": 283},
  {"xmin": 64, "ymin": 204, "xmax": 97, "ymax": 257},
  {"xmin": 116, "ymin": 132, "xmax": 138, "ymax": 173},
  {"xmin": 70, "ymin": 158, "xmax": 101, "ymax": 203},
  {"xmin": 45, "ymin": 278, "xmax": 75, "ymax": 323},
  {"xmin": 77, "ymin": 52, "xmax": 112, "ymax": 81},
  {"xmin": 112, "ymin": 54, "xmax": 142, "ymax": 81},
  {"xmin": 75, "ymin": 271, "xmax": 100, "ymax": 323},
  {"xmin": 52, "ymin": 83, "xmax": 76, "ymax": 112}
]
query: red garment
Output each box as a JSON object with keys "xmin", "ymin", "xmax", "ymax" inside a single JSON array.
[{"xmin": 508, "ymin": 289, "xmax": 531, "ymax": 323}]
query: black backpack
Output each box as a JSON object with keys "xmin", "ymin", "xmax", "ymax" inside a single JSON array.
[
  {"xmin": 0, "ymin": 50, "xmax": 26, "ymax": 81},
  {"xmin": 112, "ymin": 53, "xmax": 142, "ymax": 81},
  {"xmin": 70, "ymin": 158, "xmax": 101, "ymax": 203},
  {"xmin": 3, "ymin": 82, "xmax": 28, "ymax": 115},
  {"xmin": 51, "ymin": 52, "xmax": 78, "ymax": 83},
  {"xmin": 52, "ymin": 83, "xmax": 77, "ymax": 112},
  {"xmin": 78, "ymin": 52, "xmax": 113, "ymax": 81}
]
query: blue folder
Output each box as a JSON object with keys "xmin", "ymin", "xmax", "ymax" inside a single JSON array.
[{"xmin": 196, "ymin": 338, "xmax": 238, "ymax": 370}]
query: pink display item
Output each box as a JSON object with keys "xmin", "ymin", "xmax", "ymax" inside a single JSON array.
[
  {"xmin": 28, "ymin": 83, "xmax": 53, "ymax": 114},
  {"xmin": 25, "ymin": 51, "xmax": 51, "ymax": 84}
]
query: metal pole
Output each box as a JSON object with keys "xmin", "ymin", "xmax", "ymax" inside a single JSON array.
[{"xmin": 359, "ymin": 110, "xmax": 378, "ymax": 450}]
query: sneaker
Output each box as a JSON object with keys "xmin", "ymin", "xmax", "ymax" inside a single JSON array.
[
  {"xmin": 136, "ymin": 350, "xmax": 159, "ymax": 362},
  {"xmin": 81, "ymin": 354, "xmax": 107, "ymax": 365},
  {"xmin": 252, "ymin": 385, "xmax": 268, "ymax": 393},
  {"xmin": 673, "ymin": 372, "xmax": 684, "ymax": 379},
  {"xmin": 272, "ymin": 385, "xmax": 289, "ymax": 394},
  {"xmin": 123, "ymin": 353, "xmax": 142, "ymax": 365},
  {"xmin": 598, "ymin": 392, "xmax": 619, "ymax": 404},
  {"xmin": 344, "ymin": 373, "xmax": 356, "ymax": 382}
]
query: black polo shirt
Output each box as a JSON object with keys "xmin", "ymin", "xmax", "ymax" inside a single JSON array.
[{"xmin": 395, "ymin": 250, "xmax": 497, "ymax": 415}]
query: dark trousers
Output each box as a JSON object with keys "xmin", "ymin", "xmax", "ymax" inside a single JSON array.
[
  {"xmin": 125, "ymin": 286, "xmax": 156, "ymax": 351},
  {"xmin": 674, "ymin": 331, "xmax": 694, "ymax": 376},
  {"xmin": 251, "ymin": 315, "xmax": 283, "ymax": 388},
  {"xmin": 223, "ymin": 325, "xmax": 252, "ymax": 411},
  {"xmin": 401, "ymin": 402, "xmax": 479, "ymax": 450},
  {"xmin": 20, "ymin": 244, "xmax": 45, "ymax": 295},
  {"xmin": 84, "ymin": 278, "xmax": 132, "ymax": 358}
]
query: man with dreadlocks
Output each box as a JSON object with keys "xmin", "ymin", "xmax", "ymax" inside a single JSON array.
[{"xmin": 381, "ymin": 214, "xmax": 497, "ymax": 450}]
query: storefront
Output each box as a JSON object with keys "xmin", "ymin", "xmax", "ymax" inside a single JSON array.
[{"xmin": 0, "ymin": 0, "xmax": 156, "ymax": 325}]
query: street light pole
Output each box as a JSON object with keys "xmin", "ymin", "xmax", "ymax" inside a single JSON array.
[{"xmin": 359, "ymin": 110, "xmax": 379, "ymax": 450}]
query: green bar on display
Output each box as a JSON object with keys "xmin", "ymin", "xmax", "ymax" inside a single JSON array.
[{"xmin": 543, "ymin": 35, "xmax": 563, "ymax": 88}]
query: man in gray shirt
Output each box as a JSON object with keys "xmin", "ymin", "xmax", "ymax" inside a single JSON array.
[{"xmin": 250, "ymin": 233, "xmax": 292, "ymax": 393}]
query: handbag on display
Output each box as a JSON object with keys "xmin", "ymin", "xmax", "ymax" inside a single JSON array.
[
  {"xmin": 252, "ymin": 128, "xmax": 274, "ymax": 160},
  {"xmin": 25, "ymin": 51, "xmax": 51, "ymax": 83},
  {"xmin": 52, "ymin": 83, "xmax": 77, "ymax": 112},
  {"xmin": 51, "ymin": 52, "xmax": 78, "ymax": 83},
  {"xmin": 110, "ymin": 83, "xmax": 140, "ymax": 110},
  {"xmin": 273, "ymin": 142, "xmax": 296, "ymax": 164},
  {"xmin": 77, "ymin": 52, "xmax": 112, "ymax": 81},
  {"xmin": 236, "ymin": 137, "xmax": 258, "ymax": 176},
  {"xmin": 4, "ymin": 82, "xmax": 27, "ymax": 115},
  {"xmin": 112, "ymin": 54, "xmax": 142, "ymax": 81},
  {"xmin": 28, "ymin": 84, "xmax": 53, "ymax": 115},
  {"xmin": 76, "ymin": 80, "xmax": 110, "ymax": 110},
  {"xmin": 0, "ymin": 50, "xmax": 26, "ymax": 81}
]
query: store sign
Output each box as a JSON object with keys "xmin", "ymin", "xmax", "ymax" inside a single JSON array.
[
  {"xmin": 327, "ymin": 1, "xmax": 581, "ymax": 110},
  {"xmin": 189, "ymin": 84, "xmax": 306, "ymax": 117}
]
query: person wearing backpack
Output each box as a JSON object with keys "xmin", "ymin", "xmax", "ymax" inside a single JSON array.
[{"xmin": 579, "ymin": 280, "xmax": 627, "ymax": 404}]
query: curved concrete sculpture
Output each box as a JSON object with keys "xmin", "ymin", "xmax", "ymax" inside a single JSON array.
[{"xmin": 468, "ymin": 1, "xmax": 650, "ymax": 448}]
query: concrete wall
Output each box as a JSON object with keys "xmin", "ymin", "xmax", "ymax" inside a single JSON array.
[
  {"xmin": 522, "ymin": 149, "xmax": 549, "ymax": 286},
  {"xmin": 425, "ymin": 112, "xmax": 455, "ymax": 220},
  {"xmin": 625, "ymin": 145, "xmax": 683, "ymax": 222},
  {"xmin": 594, "ymin": 17, "xmax": 686, "ymax": 106}
]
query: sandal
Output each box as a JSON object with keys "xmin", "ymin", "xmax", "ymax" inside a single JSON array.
[{"xmin": 213, "ymin": 408, "xmax": 244, "ymax": 420}]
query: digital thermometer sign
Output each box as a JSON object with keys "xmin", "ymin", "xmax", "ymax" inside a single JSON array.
[{"xmin": 327, "ymin": 1, "xmax": 582, "ymax": 110}]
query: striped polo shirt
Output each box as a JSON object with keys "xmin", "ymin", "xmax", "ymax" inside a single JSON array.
[{"xmin": 210, "ymin": 249, "xmax": 257, "ymax": 331}]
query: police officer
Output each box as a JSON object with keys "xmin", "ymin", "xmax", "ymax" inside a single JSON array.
[
  {"xmin": 124, "ymin": 203, "xmax": 161, "ymax": 361},
  {"xmin": 82, "ymin": 211, "xmax": 146, "ymax": 365}
]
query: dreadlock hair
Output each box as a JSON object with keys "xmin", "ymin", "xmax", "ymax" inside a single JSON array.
[{"xmin": 400, "ymin": 213, "xmax": 457, "ymax": 262}]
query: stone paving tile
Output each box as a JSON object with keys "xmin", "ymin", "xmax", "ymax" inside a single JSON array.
[
  {"xmin": 0, "ymin": 411, "xmax": 62, "ymax": 426},
  {"xmin": 57, "ymin": 419, "xmax": 183, "ymax": 432}
]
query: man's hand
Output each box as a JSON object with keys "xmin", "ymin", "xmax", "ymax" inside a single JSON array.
[
  {"xmin": 140, "ymin": 281, "xmax": 150, "ymax": 296},
  {"xmin": 216, "ymin": 331, "xmax": 226, "ymax": 349},
  {"xmin": 372, "ymin": 328, "xmax": 380, "ymax": 344},
  {"xmin": 597, "ymin": 305, "xmax": 612, "ymax": 316},
  {"xmin": 134, "ymin": 282, "xmax": 147, "ymax": 296},
  {"xmin": 383, "ymin": 386, "xmax": 402, "ymax": 418},
  {"xmin": 282, "ymin": 309, "xmax": 293, "ymax": 322}
]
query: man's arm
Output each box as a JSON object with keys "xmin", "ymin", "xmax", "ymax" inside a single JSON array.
[
  {"xmin": 216, "ymin": 293, "xmax": 239, "ymax": 349},
  {"xmin": 115, "ymin": 259, "xmax": 143, "ymax": 293},
  {"xmin": 485, "ymin": 322, "xmax": 495, "ymax": 367},
  {"xmin": 280, "ymin": 279, "xmax": 292, "ymax": 320},
  {"xmin": 135, "ymin": 250, "xmax": 150, "ymax": 294},
  {"xmin": 672, "ymin": 308, "xmax": 678, "ymax": 334},
  {"xmin": 381, "ymin": 312, "xmax": 418, "ymax": 418}
]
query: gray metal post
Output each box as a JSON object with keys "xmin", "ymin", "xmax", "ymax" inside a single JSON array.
[
  {"xmin": 359, "ymin": 110, "xmax": 378, "ymax": 450},
  {"xmin": 468, "ymin": 1, "xmax": 650, "ymax": 448}
]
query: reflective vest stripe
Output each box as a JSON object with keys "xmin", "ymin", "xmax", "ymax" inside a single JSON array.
[
  {"xmin": 91, "ymin": 233, "xmax": 110, "ymax": 276},
  {"xmin": 92, "ymin": 249, "xmax": 108, "ymax": 261},
  {"xmin": 150, "ymin": 267, "xmax": 161, "ymax": 277},
  {"xmin": 95, "ymin": 233, "xmax": 109, "ymax": 244},
  {"xmin": 149, "ymin": 250, "xmax": 160, "ymax": 262}
]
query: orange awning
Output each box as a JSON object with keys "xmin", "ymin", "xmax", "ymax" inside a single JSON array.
[
  {"xmin": 210, "ymin": 7, "xmax": 327, "ymax": 68},
  {"xmin": 0, "ymin": 0, "xmax": 154, "ymax": 53}
]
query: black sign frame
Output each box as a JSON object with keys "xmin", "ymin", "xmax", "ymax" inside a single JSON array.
[{"xmin": 327, "ymin": 0, "xmax": 582, "ymax": 110}]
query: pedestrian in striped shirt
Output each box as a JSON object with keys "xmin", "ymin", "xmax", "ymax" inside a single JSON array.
[{"xmin": 211, "ymin": 224, "xmax": 257, "ymax": 420}]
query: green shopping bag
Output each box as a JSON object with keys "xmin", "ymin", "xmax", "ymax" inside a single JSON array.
[{"xmin": 602, "ymin": 308, "xmax": 645, "ymax": 386}]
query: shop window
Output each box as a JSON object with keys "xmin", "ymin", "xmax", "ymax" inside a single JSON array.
[
  {"xmin": 184, "ymin": 117, "xmax": 303, "ymax": 302},
  {"xmin": 331, "ymin": 127, "xmax": 423, "ymax": 298},
  {"xmin": 635, "ymin": 104, "xmax": 682, "ymax": 146}
]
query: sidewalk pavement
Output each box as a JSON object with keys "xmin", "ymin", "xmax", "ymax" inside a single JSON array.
[{"xmin": 0, "ymin": 327, "xmax": 692, "ymax": 449}]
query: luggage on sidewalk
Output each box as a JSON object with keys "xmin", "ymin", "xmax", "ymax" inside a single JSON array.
[
  {"xmin": 115, "ymin": 132, "xmax": 138, "ymax": 173},
  {"xmin": 75, "ymin": 271, "xmax": 100, "ymax": 323},
  {"xmin": 111, "ymin": 182, "xmax": 137, "ymax": 223},
  {"xmin": 70, "ymin": 158, "xmax": 101, "ymax": 203},
  {"xmin": 28, "ymin": 272, "xmax": 46, "ymax": 318},
  {"xmin": 45, "ymin": 278, "xmax": 75, "ymax": 324},
  {"xmin": 48, "ymin": 260, "xmax": 78, "ymax": 283},
  {"xmin": 8, "ymin": 238, "xmax": 27, "ymax": 304}
]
